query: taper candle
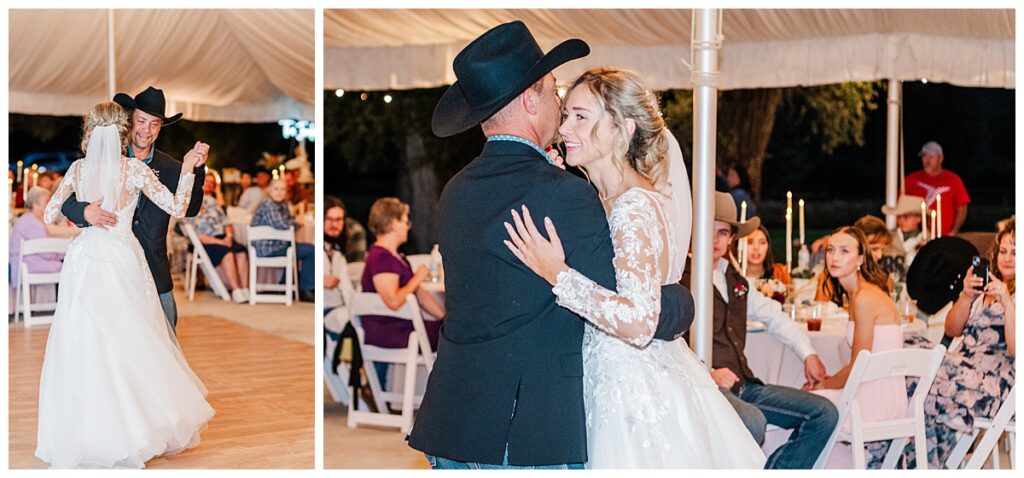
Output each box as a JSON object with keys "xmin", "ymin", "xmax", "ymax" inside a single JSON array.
[
  {"xmin": 785, "ymin": 208, "xmax": 793, "ymax": 272},
  {"xmin": 921, "ymin": 201, "xmax": 928, "ymax": 241},
  {"xmin": 936, "ymin": 193, "xmax": 943, "ymax": 238},
  {"xmin": 798, "ymin": 199, "xmax": 806, "ymax": 246}
]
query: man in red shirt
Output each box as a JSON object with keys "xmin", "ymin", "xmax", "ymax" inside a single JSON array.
[{"xmin": 904, "ymin": 141, "xmax": 970, "ymax": 236}]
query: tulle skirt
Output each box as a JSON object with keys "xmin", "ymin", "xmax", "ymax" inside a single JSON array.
[
  {"xmin": 35, "ymin": 228, "xmax": 214, "ymax": 468},
  {"xmin": 584, "ymin": 328, "xmax": 766, "ymax": 469}
]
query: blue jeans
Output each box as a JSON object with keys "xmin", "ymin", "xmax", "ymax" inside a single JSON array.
[
  {"xmin": 266, "ymin": 243, "xmax": 315, "ymax": 289},
  {"xmin": 159, "ymin": 290, "xmax": 177, "ymax": 333},
  {"xmin": 721, "ymin": 381, "xmax": 838, "ymax": 469},
  {"xmin": 426, "ymin": 453, "xmax": 584, "ymax": 470}
]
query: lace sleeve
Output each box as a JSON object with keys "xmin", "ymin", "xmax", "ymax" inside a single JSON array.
[
  {"xmin": 551, "ymin": 190, "xmax": 665, "ymax": 348},
  {"xmin": 130, "ymin": 160, "xmax": 196, "ymax": 218},
  {"xmin": 44, "ymin": 160, "xmax": 80, "ymax": 224}
]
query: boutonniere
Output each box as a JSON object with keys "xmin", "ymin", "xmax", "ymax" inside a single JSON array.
[{"xmin": 734, "ymin": 281, "xmax": 748, "ymax": 298}]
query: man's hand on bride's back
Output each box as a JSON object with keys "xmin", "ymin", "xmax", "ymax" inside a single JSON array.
[
  {"xmin": 84, "ymin": 197, "xmax": 117, "ymax": 229},
  {"xmin": 503, "ymin": 205, "xmax": 568, "ymax": 286}
]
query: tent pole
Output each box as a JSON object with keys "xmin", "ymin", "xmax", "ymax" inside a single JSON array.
[
  {"xmin": 884, "ymin": 79, "xmax": 901, "ymax": 228},
  {"xmin": 689, "ymin": 8, "xmax": 721, "ymax": 368},
  {"xmin": 107, "ymin": 9, "xmax": 117, "ymax": 99}
]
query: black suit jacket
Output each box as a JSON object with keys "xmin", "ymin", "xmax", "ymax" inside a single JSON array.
[
  {"xmin": 407, "ymin": 140, "xmax": 693, "ymax": 466},
  {"xmin": 61, "ymin": 149, "xmax": 205, "ymax": 293}
]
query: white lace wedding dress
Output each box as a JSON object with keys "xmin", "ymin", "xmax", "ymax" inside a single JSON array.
[
  {"xmin": 36, "ymin": 154, "xmax": 214, "ymax": 468},
  {"xmin": 552, "ymin": 188, "xmax": 765, "ymax": 468}
]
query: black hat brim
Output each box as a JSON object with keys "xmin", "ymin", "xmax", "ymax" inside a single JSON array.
[
  {"xmin": 906, "ymin": 237, "xmax": 979, "ymax": 314},
  {"xmin": 113, "ymin": 92, "xmax": 184, "ymax": 126},
  {"xmin": 431, "ymin": 38, "xmax": 590, "ymax": 138}
]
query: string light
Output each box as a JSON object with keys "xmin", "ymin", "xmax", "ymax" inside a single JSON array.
[
  {"xmin": 360, "ymin": 92, "xmax": 368, "ymax": 101},
  {"xmin": 921, "ymin": 78, "xmax": 929, "ymax": 84},
  {"xmin": 384, "ymin": 94, "xmax": 393, "ymax": 104},
  {"xmin": 335, "ymin": 89, "xmax": 345, "ymax": 97}
]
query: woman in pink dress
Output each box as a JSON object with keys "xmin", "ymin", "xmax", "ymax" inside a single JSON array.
[{"xmin": 809, "ymin": 226, "xmax": 907, "ymax": 468}]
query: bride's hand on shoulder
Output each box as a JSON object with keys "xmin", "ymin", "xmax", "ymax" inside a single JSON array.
[{"xmin": 503, "ymin": 205, "xmax": 568, "ymax": 285}]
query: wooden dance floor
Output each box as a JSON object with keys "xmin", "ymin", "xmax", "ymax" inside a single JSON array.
[{"xmin": 8, "ymin": 314, "xmax": 314, "ymax": 469}]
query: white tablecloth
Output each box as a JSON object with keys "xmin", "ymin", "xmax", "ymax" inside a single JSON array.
[{"xmin": 745, "ymin": 317, "xmax": 928, "ymax": 389}]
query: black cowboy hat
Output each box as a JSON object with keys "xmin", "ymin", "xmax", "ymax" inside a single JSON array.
[
  {"xmin": 906, "ymin": 236, "xmax": 979, "ymax": 315},
  {"xmin": 431, "ymin": 21, "xmax": 590, "ymax": 138},
  {"xmin": 112, "ymin": 86, "xmax": 183, "ymax": 125}
]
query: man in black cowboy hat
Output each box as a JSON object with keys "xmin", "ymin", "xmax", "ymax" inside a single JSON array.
[
  {"xmin": 680, "ymin": 192, "xmax": 836, "ymax": 469},
  {"xmin": 407, "ymin": 21, "xmax": 693, "ymax": 469},
  {"xmin": 61, "ymin": 86, "xmax": 208, "ymax": 333}
]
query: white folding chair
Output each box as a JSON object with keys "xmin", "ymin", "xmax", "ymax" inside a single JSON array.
[
  {"xmin": 247, "ymin": 225, "xmax": 297, "ymax": 305},
  {"xmin": 347, "ymin": 261, "xmax": 365, "ymax": 291},
  {"xmin": 15, "ymin": 237, "xmax": 70, "ymax": 327},
  {"xmin": 946, "ymin": 384, "xmax": 1016, "ymax": 469},
  {"xmin": 814, "ymin": 345, "xmax": 947, "ymax": 469},
  {"xmin": 347, "ymin": 292, "xmax": 435, "ymax": 433},
  {"xmin": 324, "ymin": 306, "xmax": 352, "ymax": 406},
  {"xmin": 181, "ymin": 223, "xmax": 232, "ymax": 302}
]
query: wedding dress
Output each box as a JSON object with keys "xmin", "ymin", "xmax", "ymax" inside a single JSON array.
[
  {"xmin": 35, "ymin": 125, "xmax": 214, "ymax": 468},
  {"xmin": 552, "ymin": 187, "xmax": 765, "ymax": 468}
]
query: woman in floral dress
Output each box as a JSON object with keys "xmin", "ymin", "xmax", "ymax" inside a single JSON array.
[{"xmin": 907, "ymin": 217, "xmax": 1015, "ymax": 468}]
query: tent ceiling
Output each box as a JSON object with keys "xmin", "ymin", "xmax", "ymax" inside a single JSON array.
[
  {"xmin": 10, "ymin": 9, "xmax": 314, "ymax": 122},
  {"xmin": 325, "ymin": 9, "xmax": 1014, "ymax": 91}
]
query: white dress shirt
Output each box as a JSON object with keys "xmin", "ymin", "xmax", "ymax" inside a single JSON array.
[{"xmin": 713, "ymin": 258, "xmax": 818, "ymax": 361}]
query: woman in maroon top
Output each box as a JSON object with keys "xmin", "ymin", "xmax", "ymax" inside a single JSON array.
[{"xmin": 360, "ymin": 198, "xmax": 445, "ymax": 386}]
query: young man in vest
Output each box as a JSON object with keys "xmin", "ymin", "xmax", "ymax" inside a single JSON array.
[{"xmin": 682, "ymin": 192, "xmax": 838, "ymax": 469}]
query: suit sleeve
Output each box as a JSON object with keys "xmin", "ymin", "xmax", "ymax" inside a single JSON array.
[
  {"xmin": 60, "ymin": 192, "xmax": 90, "ymax": 228},
  {"xmin": 545, "ymin": 178, "xmax": 616, "ymax": 291},
  {"xmin": 184, "ymin": 165, "xmax": 206, "ymax": 218}
]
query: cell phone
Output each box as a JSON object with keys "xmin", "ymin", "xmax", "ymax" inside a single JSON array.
[{"xmin": 971, "ymin": 256, "xmax": 990, "ymax": 291}]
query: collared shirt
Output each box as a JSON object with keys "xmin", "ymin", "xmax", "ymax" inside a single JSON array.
[
  {"xmin": 188, "ymin": 195, "xmax": 227, "ymax": 237},
  {"xmin": 487, "ymin": 135, "xmax": 553, "ymax": 165},
  {"xmin": 126, "ymin": 145, "xmax": 155, "ymax": 165},
  {"xmin": 250, "ymin": 198, "xmax": 295, "ymax": 257},
  {"xmin": 713, "ymin": 258, "xmax": 817, "ymax": 361}
]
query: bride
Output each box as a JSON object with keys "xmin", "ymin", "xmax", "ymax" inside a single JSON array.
[
  {"xmin": 35, "ymin": 102, "xmax": 215, "ymax": 468},
  {"xmin": 504, "ymin": 68, "xmax": 765, "ymax": 468}
]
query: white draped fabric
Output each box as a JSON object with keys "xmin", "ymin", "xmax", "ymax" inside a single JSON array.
[
  {"xmin": 10, "ymin": 9, "xmax": 314, "ymax": 122},
  {"xmin": 325, "ymin": 9, "xmax": 1014, "ymax": 91}
]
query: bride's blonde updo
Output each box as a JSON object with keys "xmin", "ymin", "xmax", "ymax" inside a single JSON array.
[
  {"xmin": 567, "ymin": 68, "xmax": 669, "ymax": 192},
  {"xmin": 80, "ymin": 101, "xmax": 129, "ymax": 154}
]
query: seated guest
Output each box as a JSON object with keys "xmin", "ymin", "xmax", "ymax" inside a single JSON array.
[
  {"xmin": 36, "ymin": 171, "xmax": 59, "ymax": 192},
  {"xmin": 726, "ymin": 164, "xmax": 758, "ymax": 219},
  {"xmin": 10, "ymin": 187, "xmax": 65, "ymax": 294},
  {"xmin": 681, "ymin": 192, "xmax": 836, "ymax": 469},
  {"xmin": 324, "ymin": 195, "xmax": 354, "ymax": 323},
  {"xmin": 881, "ymin": 194, "xmax": 927, "ymax": 269},
  {"xmin": 189, "ymin": 174, "xmax": 250, "ymax": 303},
  {"xmin": 741, "ymin": 224, "xmax": 792, "ymax": 292},
  {"xmin": 808, "ymin": 226, "xmax": 907, "ymax": 468},
  {"xmin": 360, "ymin": 197, "xmax": 446, "ymax": 388},
  {"xmin": 284, "ymin": 168, "xmax": 306, "ymax": 206},
  {"xmin": 251, "ymin": 178, "xmax": 315, "ymax": 302},
  {"xmin": 816, "ymin": 215, "xmax": 896, "ymax": 302},
  {"xmin": 237, "ymin": 168, "xmax": 269, "ymax": 212},
  {"xmin": 908, "ymin": 218, "xmax": 1015, "ymax": 468}
]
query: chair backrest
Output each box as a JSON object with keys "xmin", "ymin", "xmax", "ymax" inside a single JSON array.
[
  {"xmin": 19, "ymin": 237, "xmax": 70, "ymax": 257},
  {"xmin": 247, "ymin": 225, "xmax": 296, "ymax": 244},
  {"xmin": 350, "ymin": 292, "xmax": 434, "ymax": 368},
  {"xmin": 815, "ymin": 344, "xmax": 946, "ymax": 468},
  {"xmin": 348, "ymin": 261, "xmax": 366, "ymax": 289}
]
